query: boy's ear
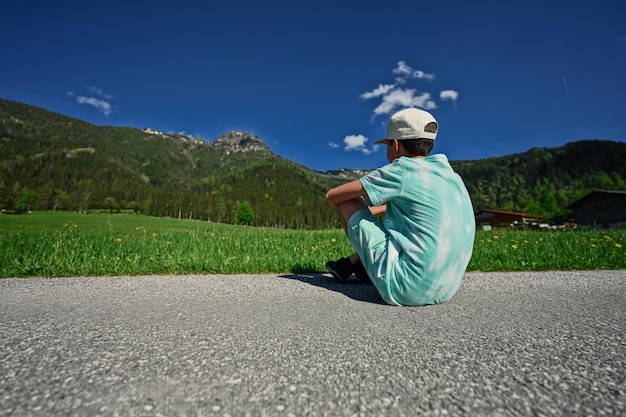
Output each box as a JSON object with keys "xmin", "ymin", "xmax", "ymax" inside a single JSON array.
[{"xmin": 394, "ymin": 138, "xmax": 402, "ymax": 153}]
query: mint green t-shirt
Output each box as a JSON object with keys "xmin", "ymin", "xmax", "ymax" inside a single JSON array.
[{"xmin": 355, "ymin": 154, "xmax": 475, "ymax": 306}]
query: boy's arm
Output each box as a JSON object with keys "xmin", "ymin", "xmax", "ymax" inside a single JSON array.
[
  {"xmin": 325, "ymin": 180, "xmax": 387, "ymax": 214},
  {"xmin": 369, "ymin": 205, "xmax": 386, "ymax": 216},
  {"xmin": 325, "ymin": 179, "xmax": 367, "ymax": 208}
]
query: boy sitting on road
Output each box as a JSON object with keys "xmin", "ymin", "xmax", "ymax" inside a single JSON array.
[{"xmin": 325, "ymin": 107, "xmax": 475, "ymax": 306}]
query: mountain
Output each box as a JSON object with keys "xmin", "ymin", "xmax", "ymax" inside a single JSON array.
[
  {"xmin": 0, "ymin": 99, "xmax": 351, "ymax": 228},
  {"xmin": 450, "ymin": 140, "xmax": 626, "ymax": 220},
  {"xmin": 1, "ymin": 98, "xmax": 625, "ymax": 226}
]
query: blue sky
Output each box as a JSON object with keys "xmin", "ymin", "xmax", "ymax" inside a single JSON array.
[{"xmin": 2, "ymin": 0, "xmax": 625, "ymax": 171}]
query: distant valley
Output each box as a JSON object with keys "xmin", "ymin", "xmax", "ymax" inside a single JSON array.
[{"xmin": 1, "ymin": 98, "xmax": 625, "ymax": 227}]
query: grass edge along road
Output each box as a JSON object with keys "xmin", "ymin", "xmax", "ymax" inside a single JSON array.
[{"xmin": 1, "ymin": 212, "xmax": 624, "ymax": 278}]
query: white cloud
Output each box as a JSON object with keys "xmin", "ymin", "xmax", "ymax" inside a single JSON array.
[
  {"xmin": 68, "ymin": 86, "xmax": 115, "ymax": 116},
  {"xmin": 344, "ymin": 134, "xmax": 368, "ymax": 151},
  {"xmin": 328, "ymin": 142, "xmax": 340, "ymax": 148},
  {"xmin": 393, "ymin": 61, "xmax": 413, "ymax": 76},
  {"xmin": 361, "ymin": 61, "xmax": 457, "ymax": 118},
  {"xmin": 440, "ymin": 90, "xmax": 459, "ymax": 107},
  {"xmin": 343, "ymin": 134, "xmax": 378, "ymax": 154},
  {"xmin": 84, "ymin": 85, "xmax": 114, "ymax": 100},
  {"xmin": 392, "ymin": 61, "xmax": 435, "ymax": 82},
  {"xmin": 373, "ymin": 88, "xmax": 436, "ymax": 116},
  {"xmin": 360, "ymin": 84, "xmax": 396, "ymax": 100},
  {"xmin": 76, "ymin": 96, "xmax": 113, "ymax": 116}
]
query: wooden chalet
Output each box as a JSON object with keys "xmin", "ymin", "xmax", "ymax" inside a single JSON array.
[{"xmin": 566, "ymin": 189, "xmax": 626, "ymax": 229}]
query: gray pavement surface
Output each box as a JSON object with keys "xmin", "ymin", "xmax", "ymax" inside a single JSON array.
[{"xmin": 1, "ymin": 270, "xmax": 625, "ymax": 417}]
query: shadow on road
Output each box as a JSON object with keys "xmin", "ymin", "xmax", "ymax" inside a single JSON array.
[{"xmin": 278, "ymin": 273, "xmax": 386, "ymax": 305}]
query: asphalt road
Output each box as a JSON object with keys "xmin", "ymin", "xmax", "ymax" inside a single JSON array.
[{"xmin": 1, "ymin": 270, "xmax": 625, "ymax": 417}]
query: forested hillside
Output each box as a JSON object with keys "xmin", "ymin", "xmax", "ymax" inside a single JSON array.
[
  {"xmin": 451, "ymin": 140, "xmax": 626, "ymax": 220},
  {"xmin": 1, "ymin": 98, "xmax": 625, "ymax": 226},
  {"xmin": 0, "ymin": 99, "xmax": 346, "ymax": 228}
]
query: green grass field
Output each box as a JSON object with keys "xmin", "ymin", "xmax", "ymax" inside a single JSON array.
[{"xmin": 0, "ymin": 212, "xmax": 624, "ymax": 278}]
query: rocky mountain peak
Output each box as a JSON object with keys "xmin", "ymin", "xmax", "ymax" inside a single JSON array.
[{"xmin": 214, "ymin": 131, "xmax": 269, "ymax": 153}]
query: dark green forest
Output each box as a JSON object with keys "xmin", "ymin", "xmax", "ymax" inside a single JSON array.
[
  {"xmin": 0, "ymin": 99, "xmax": 346, "ymax": 229},
  {"xmin": 452, "ymin": 140, "xmax": 626, "ymax": 221},
  {"xmin": 1, "ymin": 98, "xmax": 625, "ymax": 227}
]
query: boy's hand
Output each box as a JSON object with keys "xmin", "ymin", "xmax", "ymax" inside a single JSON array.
[{"xmin": 370, "ymin": 205, "xmax": 387, "ymax": 216}]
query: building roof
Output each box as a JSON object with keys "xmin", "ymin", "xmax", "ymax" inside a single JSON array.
[
  {"xmin": 476, "ymin": 209, "xmax": 529, "ymax": 217},
  {"xmin": 567, "ymin": 189, "xmax": 626, "ymax": 209}
]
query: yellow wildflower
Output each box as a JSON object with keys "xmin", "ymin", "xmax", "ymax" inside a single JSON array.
[{"xmin": 616, "ymin": 243, "xmax": 622, "ymax": 248}]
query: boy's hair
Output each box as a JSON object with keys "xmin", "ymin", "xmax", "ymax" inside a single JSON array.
[{"xmin": 399, "ymin": 138, "xmax": 434, "ymax": 156}]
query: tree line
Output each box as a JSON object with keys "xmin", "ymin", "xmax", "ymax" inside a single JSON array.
[{"xmin": 2, "ymin": 98, "xmax": 626, "ymax": 227}]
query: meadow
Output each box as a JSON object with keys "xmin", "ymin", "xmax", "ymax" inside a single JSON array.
[{"xmin": 0, "ymin": 212, "xmax": 624, "ymax": 278}]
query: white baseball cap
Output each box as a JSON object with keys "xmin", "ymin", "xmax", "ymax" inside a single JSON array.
[{"xmin": 374, "ymin": 107, "xmax": 438, "ymax": 144}]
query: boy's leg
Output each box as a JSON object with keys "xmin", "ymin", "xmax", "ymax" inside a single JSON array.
[
  {"xmin": 350, "ymin": 252, "xmax": 372, "ymax": 284},
  {"xmin": 344, "ymin": 200, "xmax": 390, "ymax": 290},
  {"xmin": 326, "ymin": 198, "xmax": 370, "ymax": 282},
  {"xmin": 348, "ymin": 252, "xmax": 361, "ymax": 265},
  {"xmin": 338, "ymin": 197, "xmax": 369, "ymax": 235},
  {"xmin": 339, "ymin": 197, "xmax": 369, "ymax": 271}
]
